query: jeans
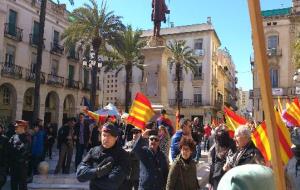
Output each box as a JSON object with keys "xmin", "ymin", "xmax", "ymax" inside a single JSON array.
[
  {"xmin": 194, "ymin": 143, "xmax": 202, "ymax": 161},
  {"xmin": 75, "ymin": 144, "xmax": 85, "ymax": 169}
]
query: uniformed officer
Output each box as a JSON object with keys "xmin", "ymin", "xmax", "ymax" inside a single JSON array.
[{"xmin": 8, "ymin": 120, "xmax": 31, "ymax": 190}]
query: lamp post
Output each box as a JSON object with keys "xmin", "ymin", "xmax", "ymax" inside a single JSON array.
[
  {"xmin": 293, "ymin": 68, "xmax": 300, "ymax": 96},
  {"xmin": 82, "ymin": 49, "xmax": 103, "ymax": 111}
]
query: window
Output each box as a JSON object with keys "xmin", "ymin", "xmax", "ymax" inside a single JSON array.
[
  {"xmin": 111, "ymin": 80, "xmax": 113, "ymax": 83},
  {"xmin": 106, "ymin": 97, "xmax": 109, "ymax": 100},
  {"xmin": 107, "ymin": 90, "xmax": 109, "ymax": 93},
  {"xmin": 115, "ymin": 80, "xmax": 117, "ymax": 82},
  {"xmin": 194, "ymin": 39, "xmax": 203, "ymax": 50},
  {"xmin": 195, "ymin": 64, "xmax": 202, "ymax": 77},
  {"xmin": 108, "ymin": 75, "xmax": 110, "ymax": 78},
  {"xmin": 115, "ymin": 85, "xmax": 117, "ymax": 87},
  {"xmin": 194, "ymin": 94, "xmax": 202, "ymax": 104},
  {"xmin": 5, "ymin": 45, "xmax": 15, "ymax": 66},
  {"xmin": 53, "ymin": 30, "xmax": 60, "ymax": 44},
  {"xmin": 115, "ymin": 90, "xmax": 117, "ymax": 92},
  {"xmin": 68, "ymin": 65, "xmax": 74, "ymax": 80},
  {"xmin": 2, "ymin": 86, "xmax": 10, "ymax": 105},
  {"xmin": 51, "ymin": 60, "xmax": 59, "ymax": 75},
  {"xmin": 107, "ymin": 85, "xmax": 109, "ymax": 88},
  {"xmin": 31, "ymin": 53, "xmax": 37, "ymax": 72},
  {"xmin": 111, "ymin": 85, "xmax": 113, "ymax": 88},
  {"xmin": 32, "ymin": 21, "xmax": 39, "ymax": 44},
  {"xmin": 270, "ymin": 69, "xmax": 279, "ymax": 88},
  {"xmin": 267, "ymin": 35, "xmax": 278, "ymax": 50},
  {"xmin": 8, "ymin": 10, "xmax": 17, "ymax": 36},
  {"xmin": 107, "ymin": 80, "xmax": 109, "ymax": 83},
  {"xmin": 83, "ymin": 69, "xmax": 89, "ymax": 85}
]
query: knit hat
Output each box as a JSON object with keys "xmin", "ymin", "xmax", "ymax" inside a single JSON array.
[
  {"xmin": 102, "ymin": 123, "xmax": 119, "ymax": 137},
  {"xmin": 217, "ymin": 164, "xmax": 275, "ymax": 190}
]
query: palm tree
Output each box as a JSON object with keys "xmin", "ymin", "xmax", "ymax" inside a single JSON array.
[
  {"xmin": 104, "ymin": 25, "xmax": 145, "ymax": 112},
  {"xmin": 62, "ymin": 0, "xmax": 124, "ymax": 111},
  {"xmin": 32, "ymin": 0, "xmax": 74, "ymax": 123},
  {"xmin": 167, "ymin": 40, "xmax": 198, "ymax": 116}
]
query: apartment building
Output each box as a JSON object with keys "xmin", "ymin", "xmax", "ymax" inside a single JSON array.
[
  {"xmin": 99, "ymin": 19, "xmax": 238, "ymax": 125},
  {"xmin": 250, "ymin": 0, "xmax": 300, "ymax": 121},
  {"xmin": 0, "ymin": 0, "xmax": 92, "ymax": 127}
]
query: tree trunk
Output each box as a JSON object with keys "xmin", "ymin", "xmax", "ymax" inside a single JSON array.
[
  {"xmin": 176, "ymin": 63, "xmax": 181, "ymax": 116},
  {"xmin": 90, "ymin": 45, "xmax": 100, "ymax": 111},
  {"xmin": 125, "ymin": 63, "xmax": 132, "ymax": 112},
  {"xmin": 33, "ymin": 0, "xmax": 47, "ymax": 124}
]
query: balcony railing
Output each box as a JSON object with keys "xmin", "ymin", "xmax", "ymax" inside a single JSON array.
[
  {"xmin": 65, "ymin": 79, "xmax": 80, "ymax": 89},
  {"xmin": 82, "ymin": 83, "xmax": 91, "ymax": 91},
  {"xmin": 47, "ymin": 74, "xmax": 64, "ymax": 87},
  {"xmin": 192, "ymin": 73, "xmax": 203, "ymax": 80},
  {"xmin": 25, "ymin": 69, "xmax": 45, "ymax": 83},
  {"xmin": 29, "ymin": 34, "xmax": 45, "ymax": 48},
  {"xmin": 168, "ymin": 99, "xmax": 202, "ymax": 107},
  {"xmin": 1, "ymin": 63, "xmax": 23, "ymax": 79},
  {"xmin": 193, "ymin": 49, "xmax": 205, "ymax": 57},
  {"xmin": 4, "ymin": 23, "xmax": 23, "ymax": 41},
  {"xmin": 67, "ymin": 51, "xmax": 79, "ymax": 61},
  {"xmin": 50, "ymin": 42, "xmax": 64, "ymax": 55},
  {"xmin": 267, "ymin": 48, "xmax": 282, "ymax": 57}
]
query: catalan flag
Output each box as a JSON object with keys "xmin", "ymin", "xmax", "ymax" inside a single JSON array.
[
  {"xmin": 282, "ymin": 98, "xmax": 300, "ymax": 127},
  {"xmin": 83, "ymin": 107, "xmax": 107, "ymax": 123},
  {"xmin": 251, "ymin": 121, "xmax": 271, "ymax": 162},
  {"xmin": 277, "ymin": 97, "xmax": 283, "ymax": 114},
  {"xmin": 127, "ymin": 92, "xmax": 155, "ymax": 130}
]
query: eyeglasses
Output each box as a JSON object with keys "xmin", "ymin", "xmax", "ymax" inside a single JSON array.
[{"xmin": 149, "ymin": 137, "xmax": 159, "ymax": 142}]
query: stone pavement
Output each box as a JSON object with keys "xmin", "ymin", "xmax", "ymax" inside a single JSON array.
[{"xmin": 3, "ymin": 148, "xmax": 210, "ymax": 190}]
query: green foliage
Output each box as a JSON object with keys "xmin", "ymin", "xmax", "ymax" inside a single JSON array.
[
  {"xmin": 167, "ymin": 40, "xmax": 198, "ymax": 73},
  {"xmin": 293, "ymin": 38, "xmax": 300, "ymax": 69}
]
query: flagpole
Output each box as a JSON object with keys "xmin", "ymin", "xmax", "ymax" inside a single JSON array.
[{"xmin": 247, "ymin": 0, "xmax": 286, "ymax": 189}]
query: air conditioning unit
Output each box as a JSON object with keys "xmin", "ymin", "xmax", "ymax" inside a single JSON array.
[{"xmin": 194, "ymin": 49, "xmax": 204, "ymax": 56}]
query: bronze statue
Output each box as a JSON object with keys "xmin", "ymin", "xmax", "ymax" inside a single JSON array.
[{"xmin": 152, "ymin": 0, "xmax": 170, "ymax": 37}]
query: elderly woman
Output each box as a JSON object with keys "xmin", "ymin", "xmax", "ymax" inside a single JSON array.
[
  {"xmin": 166, "ymin": 138, "xmax": 199, "ymax": 190},
  {"xmin": 223, "ymin": 125, "xmax": 265, "ymax": 172}
]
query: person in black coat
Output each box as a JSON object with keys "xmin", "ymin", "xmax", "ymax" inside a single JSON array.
[
  {"xmin": 76, "ymin": 123, "xmax": 130, "ymax": 190},
  {"xmin": 208, "ymin": 128, "xmax": 236, "ymax": 190},
  {"xmin": 8, "ymin": 120, "xmax": 31, "ymax": 190},
  {"xmin": 0, "ymin": 124, "xmax": 8, "ymax": 190},
  {"xmin": 46, "ymin": 124, "xmax": 56, "ymax": 159},
  {"xmin": 74, "ymin": 114, "xmax": 90, "ymax": 169},
  {"xmin": 132, "ymin": 129, "xmax": 169, "ymax": 190}
]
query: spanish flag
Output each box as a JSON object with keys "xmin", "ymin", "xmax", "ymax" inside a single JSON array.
[
  {"xmin": 224, "ymin": 106, "xmax": 247, "ymax": 138},
  {"xmin": 251, "ymin": 121, "xmax": 271, "ymax": 162},
  {"xmin": 127, "ymin": 92, "xmax": 155, "ymax": 130},
  {"xmin": 83, "ymin": 108, "xmax": 107, "ymax": 123}
]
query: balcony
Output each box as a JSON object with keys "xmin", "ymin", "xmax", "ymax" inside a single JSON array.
[
  {"xmin": 25, "ymin": 69, "xmax": 45, "ymax": 83},
  {"xmin": 29, "ymin": 34, "xmax": 45, "ymax": 48},
  {"xmin": 212, "ymin": 75, "xmax": 218, "ymax": 86},
  {"xmin": 4, "ymin": 23, "xmax": 23, "ymax": 41},
  {"xmin": 193, "ymin": 49, "xmax": 205, "ymax": 57},
  {"xmin": 67, "ymin": 51, "xmax": 79, "ymax": 61},
  {"xmin": 267, "ymin": 48, "xmax": 282, "ymax": 57},
  {"xmin": 214, "ymin": 100, "xmax": 222, "ymax": 110},
  {"xmin": 47, "ymin": 74, "xmax": 64, "ymax": 87},
  {"xmin": 65, "ymin": 79, "xmax": 80, "ymax": 89},
  {"xmin": 192, "ymin": 73, "xmax": 203, "ymax": 80},
  {"xmin": 1, "ymin": 63, "xmax": 23, "ymax": 79},
  {"xmin": 50, "ymin": 42, "xmax": 64, "ymax": 55},
  {"xmin": 168, "ymin": 99, "xmax": 202, "ymax": 107},
  {"xmin": 82, "ymin": 83, "xmax": 91, "ymax": 91}
]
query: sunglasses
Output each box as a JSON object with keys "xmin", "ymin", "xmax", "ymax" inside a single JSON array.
[{"xmin": 149, "ymin": 137, "xmax": 159, "ymax": 142}]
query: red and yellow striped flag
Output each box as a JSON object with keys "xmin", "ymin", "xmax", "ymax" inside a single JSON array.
[
  {"xmin": 251, "ymin": 121, "xmax": 271, "ymax": 162},
  {"xmin": 277, "ymin": 97, "xmax": 283, "ymax": 114},
  {"xmin": 175, "ymin": 111, "xmax": 180, "ymax": 131},
  {"xmin": 83, "ymin": 108, "xmax": 107, "ymax": 123},
  {"xmin": 282, "ymin": 98, "xmax": 300, "ymax": 127},
  {"xmin": 224, "ymin": 106, "xmax": 247, "ymax": 138},
  {"xmin": 127, "ymin": 92, "xmax": 155, "ymax": 130}
]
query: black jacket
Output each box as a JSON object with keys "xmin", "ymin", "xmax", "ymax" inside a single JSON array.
[
  {"xmin": 57, "ymin": 125, "xmax": 74, "ymax": 148},
  {"xmin": 0, "ymin": 135, "xmax": 8, "ymax": 172},
  {"xmin": 8, "ymin": 133, "xmax": 31, "ymax": 168},
  {"xmin": 132, "ymin": 137, "xmax": 169, "ymax": 190},
  {"xmin": 74, "ymin": 121, "xmax": 90, "ymax": 146},
  {"xmin": 77, "ymin": 144, "xmax": 130, "ymax": 190}
]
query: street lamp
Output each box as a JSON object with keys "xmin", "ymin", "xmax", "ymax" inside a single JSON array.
[
  {"xmin": 82, "ymin": 48, "xmax": 103, "ymax": 111},
  {"xmin": 293, "ymin": 68, "xmax": 300, "ymax": 82}
]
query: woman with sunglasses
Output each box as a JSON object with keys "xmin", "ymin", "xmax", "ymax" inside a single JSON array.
[{"xmin": 166, "ymin": 137, "xmax": 199, "ymax": 190}]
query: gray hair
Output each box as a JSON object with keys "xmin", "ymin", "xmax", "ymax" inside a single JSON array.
[{"xmin": 235, "ymin": 125, "xmax": 251, "ymax": 140}]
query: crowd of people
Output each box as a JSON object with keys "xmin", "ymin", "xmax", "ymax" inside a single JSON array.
[{"xmin": 0, "ymin": 108, "xmax": 299, "ymax": 190}]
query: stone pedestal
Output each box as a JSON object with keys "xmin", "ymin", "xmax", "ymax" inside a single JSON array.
[{"xmin": 141, "ymin": 38, "xmax": 169, "ymax": 108}]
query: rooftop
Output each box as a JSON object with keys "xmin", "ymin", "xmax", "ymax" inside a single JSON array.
[{"xmin": 261, "ymin": 7, "xmax": 292, "ymax": 18}]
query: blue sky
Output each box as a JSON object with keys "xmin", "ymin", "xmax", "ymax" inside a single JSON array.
[{"xmin": 60, "ymin": 0, "xmax": 292, "ymax": 91}]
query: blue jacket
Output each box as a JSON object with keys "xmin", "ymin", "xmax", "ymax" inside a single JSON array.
[
  {"xmin": 31, "ymin": 130, "xmax": 45, "ymax": 156},
  {"xmin": 76, "ymin": 144, "xmax": 130, "ymax": 190},
  {"xmin": 170, "ymin": 130, "xmax": 183, "ymax": 161},
  {"xmin": 132, "ymin": 137, "xmax": 169, "ymax": 190}
]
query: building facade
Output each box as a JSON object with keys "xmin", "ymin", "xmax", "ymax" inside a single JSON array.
[
  {"xmin": 0, "ymin": 0, "xmax": 92, "ymax": 127},
  {"xmin": 98, "ymin": 19, "xmax": 238, "ymax": 125},
  {"xmin": 250, "ymin": 0, "xmax": 300, "ymax": 121}
]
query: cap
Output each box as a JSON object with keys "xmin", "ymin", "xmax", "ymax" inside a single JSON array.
[
  {"xmin": 102, "ymin": 123, "xmax": 119, "ymax": 137},
  {"xmin": 131, "ymin": 127, "xmax": 142, "ymax": 133},
  {"xmin": 161, "ymin": 109, "xmax": 166, "ymax": 115},
  {"xmin": 148, "ymin": 129, "xmax": 159, "ymax": 139},
  {"xmin": 15, "ymin": 120, "xmax": 29, "ymax": 128}
]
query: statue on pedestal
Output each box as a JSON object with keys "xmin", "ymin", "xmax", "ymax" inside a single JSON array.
[{"xmin": 151, "ymin": 0, "xmax": 170, "ymax": 37}]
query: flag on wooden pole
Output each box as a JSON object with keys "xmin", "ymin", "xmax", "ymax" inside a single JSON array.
[
  {"xmin": 251, "ymin": 121, "xmax": 271, "ymax": 162},
  {"xmin": 127, "ymin": 92, "xmax": 155, "ymax": 130},
  {"xmin": 282, "ymin": 98, "xmax": 300, "ymax": 127}
]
